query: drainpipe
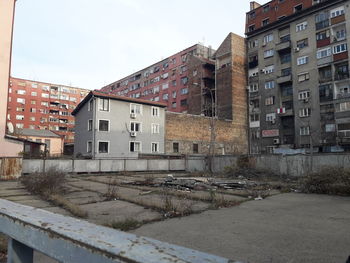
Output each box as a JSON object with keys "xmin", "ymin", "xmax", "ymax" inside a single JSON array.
[{"xmin": 93, "ymin": 95, "xmax": 97, "ymax": 159}]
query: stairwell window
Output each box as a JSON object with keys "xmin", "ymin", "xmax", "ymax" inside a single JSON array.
[
  {"xmin": 99, "ymin": 98, "xmax": 109, "ymax": 111},
  {"xmin": 297, "ymin": 56, "xmax": 309, "ymax": 65},
  {"xmin": 296, "ymin": 21, "xmax": 307, "ymax": 32},
  {"xmin": 300, "ymin": 126, "xmax": 310, "ymax": 136}
]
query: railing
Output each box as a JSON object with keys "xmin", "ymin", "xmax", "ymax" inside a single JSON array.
[{"xmin": 0, "ymin": 199, "xmax": 237, "ymax": 263}]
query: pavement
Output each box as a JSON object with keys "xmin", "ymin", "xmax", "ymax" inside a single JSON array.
[{"xmin": 132, "ymin": 193, "xmax": 350, "ymax": 263}]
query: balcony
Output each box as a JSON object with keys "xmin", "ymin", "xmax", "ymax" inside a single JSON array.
[
  {"xmin": 277, "ymin": 74, "xmax": 292, "ymax": 84},
  {"xmin": 334, "ymin": 52, "xmax": 349, "ymax": 62},
  {"xmin": 316, "ymin": 20, "xmax": 329, "ymax": 31},
  {"xmin": 335, "ymin": 73, "xmax": 349, "ymax": 81},
  {"xmin": 250, "ymin": 121, "xmax": 260, "ymax": 128},
  {"xmin": 276, "ymin": 41, "xmax": 291, "ymax": 52},
  {"xmin": 316, "ymin": 38, "xmax": 331, "ymax": 48},
  {"xmin": 331, "ymin": 14, "xmax": 345, "ymax": 25},
  {"xmin": 337, "ymin": 93, "xmax": 350, "ymax": 99}
]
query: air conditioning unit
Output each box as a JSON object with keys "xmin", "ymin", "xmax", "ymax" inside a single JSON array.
[
  {"xmin": 130, "ymin": 131, "xmax": 137, "ymax": 137},
  {"xmin": 273, "ymin": 138, "xmax": 280, "ymax": 144},
  {"xmin": 262, "ymin": 43, "xmax": 267, "ymax": 47},
  {"xmin": 303, "ymin": 98, "xmax": 309, "ymax": 103},
  {"xmin": 261, "ymin": 69, "xmax": 266, "ymax": 73},
  {"xmin": 271, "ymin": 120, "xmax": 276, "ymax": 124},
  {"xmin": 130, "ymin": 113, "xmax": 136, "ymax": 119},
  {"xmin": 294, "ymin": 47, "xmax": 300, "ymax": 52}
]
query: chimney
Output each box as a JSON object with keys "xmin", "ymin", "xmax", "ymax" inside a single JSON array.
[{"xmin": 250, "ymin": 1, "xmax": 261, "ymax": 11}]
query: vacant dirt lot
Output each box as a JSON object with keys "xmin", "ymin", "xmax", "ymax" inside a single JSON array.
[{"xmin": 1, "ymin": 172, "xmax": 349, "ymax": 263}]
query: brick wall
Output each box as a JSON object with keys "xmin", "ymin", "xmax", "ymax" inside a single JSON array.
[{"xmin": 165, "ymin": 112, "xmax": 248, "ymax": 155}]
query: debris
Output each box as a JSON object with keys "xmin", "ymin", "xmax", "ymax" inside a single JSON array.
[
  {"xmin": 254, "ymin": 196, "xmax": 263, "ymax": 201},
  {"xmin": 139, "ymin": 191, "xmax": 153, "ymax": 196}
]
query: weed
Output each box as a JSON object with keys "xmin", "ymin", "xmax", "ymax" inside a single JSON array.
[
  {"xmin": 302, "ymin": 167, "xmax": 350, "ymax": 195},
  {"xmin": 144, "ymin": 174, "xmax": 155, "ymax": 185},
  {"xmin": 49, "ymin": 194, "xmax": 88, "ymax": 218},
  {"xmin": 20, "ymin": 168, "xmax": 66, "ymax": 196},
  {"xmin": 108, "ymin": 219, "xmax": 140, "ymax": 231},
  {"xmin": 104, "ymin": 178, "xmax": 118, "ymax": 200}
]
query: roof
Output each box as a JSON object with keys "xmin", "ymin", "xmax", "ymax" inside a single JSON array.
[
  {"xmin": 72, "ymin": 91, "xmax": 167, "ymax": 115},
  {"xmin": 17, "ymin": 129, "xmax": 61, "ymax": 138}
]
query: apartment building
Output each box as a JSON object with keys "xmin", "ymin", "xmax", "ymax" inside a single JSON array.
[
  {"xmin": 72, "ymin": 91, "xmax": 166, "ymax": 158},
  {"xmin": 0, "ymin": 0, "xmax": 23, "ymax": 156},
  {"xmin": 100, "ymin": 44, "xmax": 216, "ymax": 116},
  {"xmin": 7, "ymin": 77, "xmax": 90, "ymax": 144},
  {"xmin": 246, "ymin": 0, "xmax": 350, "ymax": 154}
]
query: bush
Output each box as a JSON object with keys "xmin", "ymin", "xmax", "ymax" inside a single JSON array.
[
  {"xmin": 20, "ymin": 168, "xmax": 66, "ymax": 196},
  {"xmin": 302, "ymin": 167, "xmax": 350, "ymax": 196}
]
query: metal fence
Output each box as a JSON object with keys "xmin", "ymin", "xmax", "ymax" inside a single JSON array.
[{"xmin": 0, "ymin": 199, "xmax": 238, "ymax": 263}]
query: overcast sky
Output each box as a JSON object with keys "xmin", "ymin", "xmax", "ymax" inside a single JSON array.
[{"xmin": 11, "ymin": 0, "xmax": 262, "ymax": 90}]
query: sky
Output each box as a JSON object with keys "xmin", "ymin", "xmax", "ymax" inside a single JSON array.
[{"xmin": 11, "ymin": 0, "xmax": 259, "ymax": 90}]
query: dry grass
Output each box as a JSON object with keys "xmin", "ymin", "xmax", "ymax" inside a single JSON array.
[
  {"xmin": 302, "ymin": 167, "xmax": 350, "ymax": 195},
  {"xmin": 49, "ymin": 194, "xmax": 88, "ymax": 218}
]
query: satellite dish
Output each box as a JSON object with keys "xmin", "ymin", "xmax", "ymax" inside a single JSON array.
[{"xmin": 7, "ymin": 122, "xmax": 14, "ymax": 134}]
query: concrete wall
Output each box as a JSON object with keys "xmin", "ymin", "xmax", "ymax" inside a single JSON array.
[
  {"xmin": 22, "ymin": 158, "xmax": 185, "ymax": 174},
  {"xmin": 0, "ymin": 0, "xmax": 23, "ymax": 157}
]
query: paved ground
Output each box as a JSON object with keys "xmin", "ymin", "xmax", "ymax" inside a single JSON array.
[{"xmin": 132, "ymin": 193, "xmax": 350, "ymax": 263}]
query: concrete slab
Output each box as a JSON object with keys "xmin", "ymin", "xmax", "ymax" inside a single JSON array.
[
  {"xmin": 80, "ymin": 200, "xmax": 162, "ymax": 225},
  {"xmin": 15, "ymin": 199, "xmax": 53, "ymax": 208},
  {"xmin": 133, "ymin": 193, "xmax": 350, "ymax": 263}
]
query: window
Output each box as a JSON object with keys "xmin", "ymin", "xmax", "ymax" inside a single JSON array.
[
  {"xmin": 250, "ymin": 113, "xmax": 259, "ymax": 122},
  {"xmin": 266, "ymin": 113, "xmax": 276, "ymax": 122},
  {"xmin": 87, "ymin": 141, "xmax": 92, "ymax": 153},
  {"xmin": 248, "ymin": 25, "xmax": 256, "ymax": 32},
  {"xmin": 315, "ymin": 12, "xmax": 329, "ymax": 30},
  {"xmin": 338, "ymin": 102, "xmax": 350, "ymax": 112},
  {"xmin": 264, "ymin": 65, "xmax": 274, "ymax": 74},
  {"xmin": 151, "ymin": 142, "xmax": 159, "ymax": 153},
  {"xmin": 317, "ymin": 47, "xmax": 331, "ymax": 59},
  {"xmin": 181, "ymin": 88, "xmax": 189, "ymax": 95},
  {"xmin": 31, "ymin": 100, "xmax": 36, "ymax": 105},
  {"xmin": 180, "ymin": 99, "xmax": 187, "ymax": 106},
  {"xmin": 265, "ymin": 81, "xmax": 275, "ymax": 89},
  {"xmin": 330, "ymin": 6, "xmax": 345, "ymax": 18},
  {"xmin": 299, "ymin": 108, "xmax": 311, "ymax": 117},
  {"xmin": 130, "ymin": 141, "xmax": 141, "ymax": 152},
  {"xmin": 298, "ymin": 72, "xmax": 310, "ymax": 82},
  {"xmin": 297, "ymin": 39, "xmax": 308, "ymax": 49},
  {"xmin": 31, "ymin": 91, "xmax": 37, "ymax": 96},
  {"xmin": 262, "ymin": 18, "xmax": 269, "ymax": 26},
  {"xmin": 31, "ymin": 83, "xmax": 38, "ymax": 88},
  {"xmin": 41, "ymin": 101, "xmax": 49, "ymax": 107},
  {"xmin": 300, "ymin": 126, "xmax": 310, "ymax": 136},
  {"xmin": 193, "ymin": 143, "xmax": 199, "ymax": 154},
  {"xmin": 162, "ymin": 93, "xmax": 169, "ymax": 100},
  {"xmin": 99, "ymin": 98, "xmax": 109, "ymax": 111},
  {"xmin": 88, "ymin": 99, "xmax": 93, "ymax": 111},
  {"xmin": 162, "ymin": 83, "xmax": 169, "ymax": 90},
  {"xmin": 17, "ymin": 98, "xmax": 25, "ymax": 104},
  {"xmin": 173, "ymin": 142, "xmax": 179, "ymax": 153},
  {"xmin": 153, "ymin": 86, "xmax": 160, "ymax": 93},
  {"xmin": 264, "ymin": 49, "xmax": 274, "ymax": 58},
  {"xmin": 280, "ymin": 53, "xmax": 291, "ymax": 64},
  {"xmin": 296, "ymin": 21, "xmax": 307, "ymax": 32},
  {"xmin": 299, "ymin": 90, "xmax": 310, "ymax": 100},
  {"xmin": 16, "ymin": 107, "xmax": 24, "ymax": 112},
  {"xmin": 263, "ymin": 34, "xmax": 273, "ymax": 44},
  {"xmin": 151, "ymin": 123, "xmax": 160, "ymax": 134},
  {"xmin": 316, "ymin": 30, "xmax": 330, "ymax": 41},
  {"xmin": 294, "ymin": 4, "xmax": 303, "ymax": 13},
  {"xmin": 297, "ymin": 56, "xmax": 309, "ymax": 65},
  {"xmin": 16, "ymin": 123, "xmax": 24, "ymax": 129},
  {"xmin": 130, "ymin": 122, "xmax": 141, "ymax": 132},
  {"xmin": 249, "ymin": 11, "xmax": 256, "ymax": 19},
  {"xmin": 265, "ymin": 96, "xmax": 275, "ymax": 105},
  {"xmin": 249, "ymin": 83, "xmax": 259, "ymax": 92},
  {"xmin": 17, "ymin": 90, "xmax": 26, "ymax": 95},
  {"xmin": 99, "ymin": 120, "xmax": 109, "ymax": 131},
  {"xmin": 98, "ymin": 141, "xmax": 109, "ymax": 153},
  {"xmin": 42, "ymin": 93, "xmax": 49, "ymax": 98},
  {"xmin": 325, "ymin": 124, "xmax": 336, "ymax": 132},
  {"xmin": 248, "ymin": 39, "xmax": 259, "ymax": 49},
  {"xmin": 263, "ymin": 5, "xmax": 270, "ymax": 13},
  {"xmin": 181, "ymin": 77, "xmax": 188, "ymax": 85},
  {"xmin": 152, "ymin": 107, "xmax": 159, "ymax": 117},
  {"xmin": 130, "ymin": 104, "xmax": 142, "ymax": 114},
  {"xmin": 88, "ymin": 120, "xmax": 93, "ymax": 131},
  {"xmin": 172, "ymin": 102, "xmax": 177, "ymax": 108},
  {"xmin": 172, "ymin": 91, "xmax": 177, "ymax": 98},
  {"xmin": 333, "ymin": 43, "xmax": 348, "ymax": 54},
  {"xmin": 16, "ymin": 115, "xmax": 24, "ymax": 120},
  {"xmin": 154, "ymin": 96, "xmax": 159, "ymax": 102}
]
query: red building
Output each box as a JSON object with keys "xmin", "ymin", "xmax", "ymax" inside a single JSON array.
[
  {"xmin": 100, "ymin": 44, "xmax": 215, "ymax": 113},
  {"xmin": 7, "ymin": 77, "xmax": 90, "ymax": 144},
  {"xmin": 246, "ymin": 0, "xmax": 314, "ymax": 33}
]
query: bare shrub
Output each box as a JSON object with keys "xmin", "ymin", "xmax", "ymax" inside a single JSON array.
[
  {"xmin": 302, "ymin": 167, "xmax": 350, "ymax": 195},
  {"xmin": 144, "ymin": 174, "xmax": 155, "ymax": 185},
  {"xmin": 20, "ymin": 168, "xmax": 66, "ymax": 196},
  {"xmin": 104, "ymin": 178, "xmax": 118, "ymax": 200}
]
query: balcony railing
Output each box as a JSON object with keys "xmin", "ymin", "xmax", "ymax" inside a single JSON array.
[
  {"xmin": 0, "ymin": 199, "xmax": 235, "ymax": 263},
  {"xmin": 338, "ymin": 130, "xmax": 350, "ymax": 138},
  {"xmin": 276, "ymin": 41, "xmax": 291, "ymax": 52},
  {"xmin": 335, "ymin": 73, "xmax": 349, "ymax": 81},
  {"xmin": 277, "ymin": 74, "xmax": 292, "ymax": 84}
]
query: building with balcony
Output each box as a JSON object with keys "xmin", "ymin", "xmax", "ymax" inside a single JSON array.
[
  {"xmin": 7, "ymin": 77, "xmax": 90, "ymax": 146},
  {"xmin": 246, "ymin": 0, "xmax": 350, "ymax": 153}
]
